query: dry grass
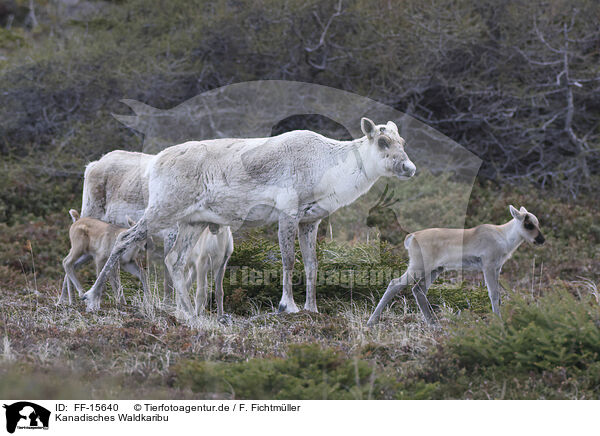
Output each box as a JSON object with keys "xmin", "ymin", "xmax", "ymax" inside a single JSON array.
[{"xmin": 0, "ymin": 273, "xmax": 447, "ymax": 399}]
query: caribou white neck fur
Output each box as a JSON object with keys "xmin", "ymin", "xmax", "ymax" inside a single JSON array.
[{"xmin": 308, "ymin": 136, "xmax": 383, "ymax": 214}]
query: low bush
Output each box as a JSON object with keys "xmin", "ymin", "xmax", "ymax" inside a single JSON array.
[
  {"xmin": 175, "ymin": 343, "xmax": 389, "ymax": 399},
  {"xmin": 448, "ymin": 291, "xmax": 600, "ymax": 375},
  {"xmin": 403, "ymin": 290, "xmax": 600, "ymax": 399}
]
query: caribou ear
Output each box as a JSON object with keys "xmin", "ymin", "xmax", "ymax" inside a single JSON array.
[
  {"xmin": 520, "ymin": 206, "xmax": 528, "ymax": 214},
  {"xmin": 509, "ymin": 205, "xmax": 524, "ymax": 221},
  {"xmin": 361, "ymin": 117, "xmax": 376, "ymax": 139}
]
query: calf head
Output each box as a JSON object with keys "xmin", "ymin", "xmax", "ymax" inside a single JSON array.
[{"xmin": 509, "ymin": 205, "xmax": 545, "ymax": 245}]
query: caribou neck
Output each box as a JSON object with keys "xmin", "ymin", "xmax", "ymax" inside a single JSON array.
[
  {"xmin": 499, "ymin": 219, "xmax": 525, "ymax": 255},
  {"xmin": 320, "ymin": 136, "xmax": 383, "ymax": 210}
]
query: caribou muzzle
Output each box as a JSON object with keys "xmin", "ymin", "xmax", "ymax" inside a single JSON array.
[{"xmin": 393, "ymin": 159, "xmax": 416, "ymax": 179}]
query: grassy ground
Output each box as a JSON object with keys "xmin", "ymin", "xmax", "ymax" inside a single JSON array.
[{"xmin": 1, "ymin": 184, "xmax": 599, "ymax": 399}]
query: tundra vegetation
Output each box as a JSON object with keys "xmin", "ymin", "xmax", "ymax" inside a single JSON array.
[{"xmin": 0, "ymin": 0, "xmax": 599, "ymax": 399}]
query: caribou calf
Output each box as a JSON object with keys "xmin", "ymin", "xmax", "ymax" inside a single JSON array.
[
  {"xmin": 185, "ymin": 225, "xmax": 234, "ymax": 317},
  {"xmin": 58, "ymin": 210, "xmax": 148, "ymax": 305},
  {"xmin": 368, "ymin": 205, "xmax": 545, "ymax": 325}
]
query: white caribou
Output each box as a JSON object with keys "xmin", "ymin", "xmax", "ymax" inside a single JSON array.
[
  {"xmin": 82, "ymin": 118, "xmax": 416, "ymax": 314},
  {"xmin": 79, "ymin": 150, "xmax": 233, "ymax": 314}
]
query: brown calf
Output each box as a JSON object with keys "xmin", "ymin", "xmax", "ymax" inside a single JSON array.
[{"xmin": 58, "ymin": 210, "xmax": 147, "ymax": 305}]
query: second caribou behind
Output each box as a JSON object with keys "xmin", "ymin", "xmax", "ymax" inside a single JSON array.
[{"xmin": 368, "ymin": 205, "xmax": 545, "ymax": 325}]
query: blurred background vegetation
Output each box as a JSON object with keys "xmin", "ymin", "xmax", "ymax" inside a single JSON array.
[{"xmin": 1, "ymin": 0, "xmax": 599, "ymax": 225}]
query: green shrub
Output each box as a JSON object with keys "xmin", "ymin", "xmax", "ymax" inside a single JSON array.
[
  {"xmin": 175, "ymin": 343, "xmax": 386, "ymax": 399},
  {"xmin": 426, "ymin": 281, "xmax": 491, "ymax": 314},
  {"xmin": 222, "ymin": 236, "xmax": 408, "ymax": 313},
  {"xmin": 381, "ymin": 290, "xmax": 600, "ymax": 399},
  {"xmin": 448, "ymin": 291, "xmax": 600, "ymax": 374}
]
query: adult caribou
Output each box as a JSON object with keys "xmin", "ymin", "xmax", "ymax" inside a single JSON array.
[
  {"xmin": 82, "ymin": 118, "xmax": 416, "ymax": 314},
  {"xmin": 79, "ymin": 150, "xmax": 233, "ymax": 315}
]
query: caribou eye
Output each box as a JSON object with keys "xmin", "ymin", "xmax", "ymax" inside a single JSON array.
[
  {"xmin": 524, "ymin": 222, "xmax": 535, "ymax": 230},
  {"xmin": 378, "ymin": 137, "xmax": 390, "ymax": 149}
]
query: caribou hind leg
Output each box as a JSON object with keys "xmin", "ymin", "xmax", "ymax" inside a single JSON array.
[{"xmin": 367, "ymin": 271, "xmax": 412, "ymax": 325}]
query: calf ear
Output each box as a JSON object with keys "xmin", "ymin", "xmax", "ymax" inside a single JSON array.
[
  {"xmin": 361, "ymin": 117, "xmax": 376, "ymax": 139},
  {"xmin": 520, "ymin": 206, "xmax": 528, "ymax": 214},
  {"xmin": 509, "ymin": 205, "xmax": 524, "ymax": 221},
  {"xmin": 69, "ymin": 209, "xmax": 80, "ymax": 222}
]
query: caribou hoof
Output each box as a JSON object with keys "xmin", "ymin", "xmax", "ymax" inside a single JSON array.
[
  {"xmin": 81, "ymin": 290, "xmax": 101, "ymax": 312},
  {"xmin": 278, "ymin": 302, "xmax": 300, "ymax": 314},
  {"xmin": 218, "ymin": 314, "xmax": 233, "ymax": 325},
  {"xmin": 303, "ymin": 304, "xmax": 318, "ymax": 313},
  {"xmin": 366, "ymin": 318, "xmax": 378, "ymax": 327}
]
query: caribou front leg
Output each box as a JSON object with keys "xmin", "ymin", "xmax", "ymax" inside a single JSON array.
[
  {"xmin": 483, "ymin": 265, "xmax": 502, "ymax": 317},
  {"xmin": 277, "ymin": 214, "xmax": 299, "ymax": 313},
  {"xmin": 298, "ymin": 220, "xmax": 321, "ymax": 312},
  {"xmin": 82, "ymin": 219, "xmax": 148, "ymax": 311}
]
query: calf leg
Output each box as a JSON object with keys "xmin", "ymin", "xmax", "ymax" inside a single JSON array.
[
  {"xmin": 59, "ymin": 253, "xmax": 91, "ymax": 304},
  {"xmin": 122, "ymin": 260, "xmax": 149, "ymax": 299},
  {"xmin": 298, "ymin": 220, "xmax": 321, "ymax": 312},
  {"xmin": 82, "ymin": 219, "xmax": 148, "ymax": 311},
  {"xmin": 74, "ymin": 253, "xmax": 92, "ymax": 268},
  {"xmin": 411, "ymin": 268, "xmax": 442, "ymax": 325},
  {"xmin": 368, "ymin": 271, "xmax": 412, "ymax": 325},
  {"xmin": 165, "ymin": 222, "xmax": 205, "ymax": 315},
  {"xmin": 195, "ymin": 266, "xmax": 209, "ymax": 316},
  {"xmin": 214, "ymin": 254, "xmax": 230, "ymax": 318},
  {"xmin": 277, "ymin": 215, "xmax": 299, "ymax": 313},
  {"xmin": 163, "ymin": 229, "xmax": 177, "ymax": 304},
  {"xmin": 483, "ymin": 266, "xmax": 502, "ymax": 317},
  {"xmin": 66, "ymin": 277, "xmax": 74, "ymax": 304},
  {"xmin": 57, "ymin": 275, "xmax": 71, "ymax": 305},
  {"xmin": 62, "ymin": 251, "xmax": 86, "ymax": 297}
]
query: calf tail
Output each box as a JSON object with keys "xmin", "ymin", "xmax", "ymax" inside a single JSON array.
[{"xmin": 69, "ymin": 209, "xmax": 80, "ymax": 222}]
